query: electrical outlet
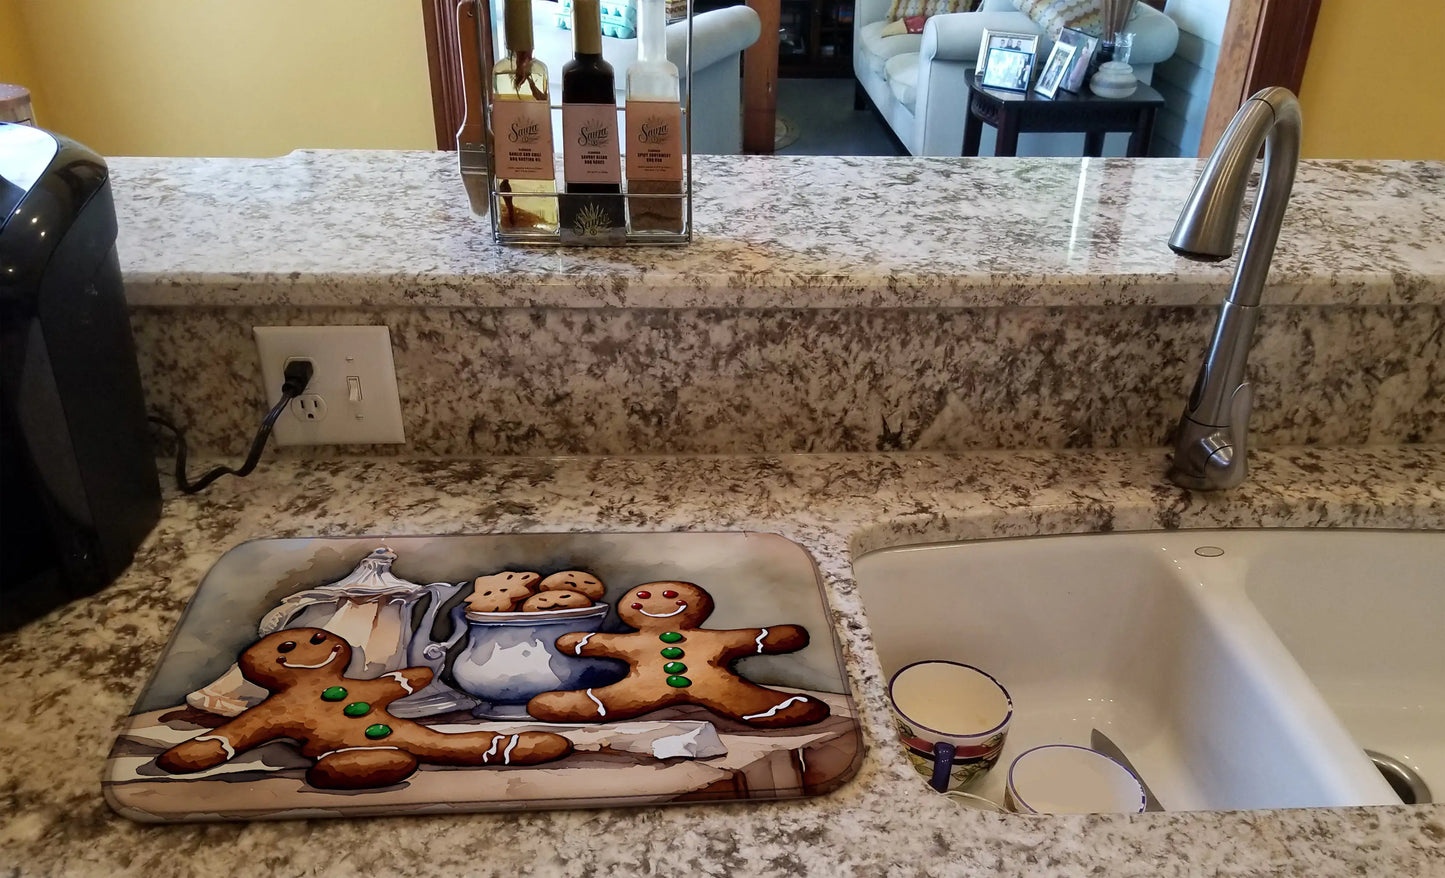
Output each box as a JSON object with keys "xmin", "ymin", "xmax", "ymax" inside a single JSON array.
[{"xmin": 253, "ymin": 326, "xmax": 405, "ymax": 446}]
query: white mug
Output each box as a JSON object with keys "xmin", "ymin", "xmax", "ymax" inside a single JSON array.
[{"xmin": 889, "ymin": 660, "xmax": 1012, "ymax": 792}]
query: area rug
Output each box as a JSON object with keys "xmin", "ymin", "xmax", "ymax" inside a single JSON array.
[{"xmin": 775, "ymin": 115, "xmax": 801, "ymax": 151}]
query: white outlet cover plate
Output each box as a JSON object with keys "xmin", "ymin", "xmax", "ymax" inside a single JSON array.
[{"xmin": 253, "ymin": 325, "xmax": 406, "ymax": 446}]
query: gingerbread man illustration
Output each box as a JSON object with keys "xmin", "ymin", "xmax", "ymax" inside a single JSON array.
[
  {"xmin": 525, "ymin": 582, "xmax": 831, "ymax": 728},
  {"xmin": 157, "ymin": 629, "xmax": 573, "ymax": 789}
]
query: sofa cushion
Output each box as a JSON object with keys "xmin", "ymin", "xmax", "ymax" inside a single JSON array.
[
  {"xmin": 860, "ymin": 21, "xmax": 924, "ymax": 78},
  {"xmin": 885, "ymin": 53, "xmax": 920, "ymax": 110}
]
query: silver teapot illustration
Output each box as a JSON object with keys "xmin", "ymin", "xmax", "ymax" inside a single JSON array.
[
  {"xmin": 444, "ymin": 598, "xmax": 626, "ymax": 720},
  {"xmin": 187, "ymin": 547, "xmax": 477, "ymax": 718}
]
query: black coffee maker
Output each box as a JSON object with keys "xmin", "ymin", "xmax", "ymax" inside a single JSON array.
[{"xmin": 0, "ymin": 123, "xmax": 161, "ymax": 631}]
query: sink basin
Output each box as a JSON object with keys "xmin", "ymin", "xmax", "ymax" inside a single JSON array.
[
  {"xmin": 852, "ymin": 529, "xmax": 1440, "ymax": 811},
  {"xmin": 1242, "ymin": 531, "xmax": 1443, "ymax": 803}
]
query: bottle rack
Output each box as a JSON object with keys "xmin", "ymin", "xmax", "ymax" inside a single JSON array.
[{"xmin": 468, "ymin": 0, "xmax": 694, "ymax": 246}]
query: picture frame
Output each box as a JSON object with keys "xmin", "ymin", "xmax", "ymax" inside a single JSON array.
[
  {"xmin": 978, "ymin": 31, "xmax": 1039, "ymax": 92},
  {"xmin": 1056, "ymin": 26, "xmax": 1099, "ymax": 94},
  {"xmin": 1034, "ymin": 41, "xmax": 1076, "ymax": 99}
]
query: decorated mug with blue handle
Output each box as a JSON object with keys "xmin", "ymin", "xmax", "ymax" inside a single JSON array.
[{"xmin": 889, "ymin": 660, "xmax": 1013, "ymax": 792}]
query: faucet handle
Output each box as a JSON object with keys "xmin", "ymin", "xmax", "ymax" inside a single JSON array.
[{"xmin": 1209, "ymin": 383, "xmax": 1254, "ymax": 489}]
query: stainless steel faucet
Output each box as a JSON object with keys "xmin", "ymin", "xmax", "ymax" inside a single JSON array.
[{"xmin": 1167, "ymin": 87, "xmax": 1301, "ymax": 491}]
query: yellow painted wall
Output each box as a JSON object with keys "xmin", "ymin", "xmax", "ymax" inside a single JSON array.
[
  {"xmin": 1299, "ymin": 1, "xmax": 1445, "ymax": 160},
  {"xmin": 0, "ymin": 0, "xmax": 44, "ymax": 119},
  {"xmin": 4, "ymin": 0, "xmax": 435, "ymax": 157}
]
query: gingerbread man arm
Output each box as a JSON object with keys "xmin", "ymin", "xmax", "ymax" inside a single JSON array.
[
  {"xmin": 554, "ymin": 631, "xmax": 623, "ymax": 659},
  {"xmin": 718, "ymin": 624, "xmax": 811, "ymax": 663},
  {"xmin": 156, "ymin": 708, "xmax": 281, "ymax": 773}
]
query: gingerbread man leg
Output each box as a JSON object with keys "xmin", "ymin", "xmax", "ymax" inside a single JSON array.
[
  {"xmin": 691, "ymin": 680, "xmax": 830, "ymax": 729},
  {"xmin": 309, "ymin": 748, "xmax": 420, "ymax": 789},
  {"xmin": 395, "ymin": 726, "xmax": 574, "ymax": 766},
  {"xmin": 527, "ymin": 683, "xmax": 665, "ymax": 724}
]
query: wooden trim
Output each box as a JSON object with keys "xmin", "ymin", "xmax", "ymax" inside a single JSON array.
[
  {"xmin": 743, "ymin": 0, "xmax": 780, "ymax": 154},
  {"xmin": 1200, "ymin": 0, "xmax": 1320, "ymax": 155},
  {"xmin": 424, "ymin": 0, "xmax": 467, "ymax": 150}
]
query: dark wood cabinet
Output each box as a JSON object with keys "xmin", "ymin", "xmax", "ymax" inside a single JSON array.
[{"xmin": 779, "ymin": 0, "xmax": 853, "ymax": 78}]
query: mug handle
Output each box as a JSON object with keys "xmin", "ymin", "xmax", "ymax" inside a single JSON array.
[{"xmin": 928, "ymin": 741, "xmax": 956, "ymax": 792}]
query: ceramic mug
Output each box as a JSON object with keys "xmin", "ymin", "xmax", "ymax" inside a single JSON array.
[
  {"xmin": 889, "ymin": 660, "xmax": 1013, "ymax": 792},
  {"xmin": 1004, "ymin": 744, "xmax": 1147, "ymax": 814}
]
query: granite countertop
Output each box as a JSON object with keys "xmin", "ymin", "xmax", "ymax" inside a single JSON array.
[
  {"xmin": 4, "ymin": 447, "xmax": 1445, "ymax": 876},
  {"xmin": 110, "ymin": 152, "xmax": 1445, "ymax": 309}
]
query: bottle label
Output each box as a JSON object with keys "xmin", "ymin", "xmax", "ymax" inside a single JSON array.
[
  {"xmin": 491, "ymin": 100, "xmax": 556, "ymax": 181},
  {"xmin": 562, "ymin": 103, "xmax": 622, "ymax": 184},
  {"xmin": 625, "ymin": 100, "xmax": 683, "ymax": 182}
]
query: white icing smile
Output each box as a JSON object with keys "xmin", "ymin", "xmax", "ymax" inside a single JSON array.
[
  {"xmin": 639, "ymin": 603, "xmax": 687, "ymax": 618},
  {"xmin": 281, "ymin": 644, "xmax": 341, "ymax": 669}
]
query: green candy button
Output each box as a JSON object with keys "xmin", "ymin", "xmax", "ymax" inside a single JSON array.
[
  {"xmin": 660, "ymin": 647, "xmax": 684, "ymax": 659},
  {"xmin": 343, "ymin": 702, "xmax": 371, "ymax": 718},
  {"xmin": 364, "ymin": 723, "xmax": 393, "ymax": 740},
  {"xmin": 658, "ymin": 632, "xmax": 684, "ymax": 644},
  {"xmin": 320, "ymin": 686, "xmax": 348, "ymax": 702},
  {"xmin": 666, "ymin": 675, "xmax": 692, "ymax": 688},
  {"xmin": 663, "ymin": 661, "xmax": 687, "ymax": 674}
]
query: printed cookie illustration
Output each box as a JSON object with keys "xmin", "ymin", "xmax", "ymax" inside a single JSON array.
[
  {"xmin": 465, "ymin": 571, "xmax": 541, "ymax": 612},
  {"xmin": 521, "ymin": 589, "xmax": 593, "ymax": 612},
  {"xmin": 538, "ymin": 570, "xmax": 606, "ymax": 601},
  {"xmin": 526, "ymin": 581, "xmax": 831, "ymax": 728},
  {"xmin": 156, "ymin": 628, "xmax": 572, "ymax": 789}
]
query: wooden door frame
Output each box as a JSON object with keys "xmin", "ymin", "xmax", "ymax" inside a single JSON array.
[
  {"xmin": 424, "ymin": 0, "xmax": 467, "ymax": 149},
  {"xmin": 1200, "ymin": 0, "xmax": 1321, "ymax": 154}
]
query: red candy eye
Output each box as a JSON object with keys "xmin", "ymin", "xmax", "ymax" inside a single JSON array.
[
  {"xmin": 662, "ymin": 590, "xmax": 678, "ymax": 598},
  {"xmin": 630, "ymin": 602, "xmax": 643, "ymax": 609},
  {"xmin": 676, "ymin": 600, "xmax": 686, "ymax": 606},
  {"xmin": 636, "ymin": 591, "xmax": 651, "ymax": 599}
]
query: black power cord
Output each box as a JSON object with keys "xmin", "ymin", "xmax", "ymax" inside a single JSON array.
[{"xmin": 148, "ymin": 359, "xmax": 314, "ymax": 495}]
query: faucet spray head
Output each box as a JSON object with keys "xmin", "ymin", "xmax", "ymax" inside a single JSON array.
[{"xmin": 1168, "ymin": 93, "xmax": 1286, "ymax": 262}]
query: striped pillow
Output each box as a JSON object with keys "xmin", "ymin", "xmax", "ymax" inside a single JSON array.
[
  {"xmin": 886, "ymin": 0, "xmax": 961, "ymax": 23},
  {"xmin": 1011, "ymin": 0, "xmax": 1102, "ymax": 37}
]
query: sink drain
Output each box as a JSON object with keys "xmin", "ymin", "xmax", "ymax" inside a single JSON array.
[{"xmin": 1367, "ymin": 750, "xmax": 1432, "ymax": 804}]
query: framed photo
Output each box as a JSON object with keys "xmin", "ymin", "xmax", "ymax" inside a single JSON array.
[
  {"xmin": 978, "ymin": 31, "xmax": 1039, "ymax": 92},
  {"xmin": 1056, "ymin": 26, "xmax": 1099, "ymax": 93},
  {"xmin": 1034, "ymin": 42, "xmax": 1076, "ymax": 98}
]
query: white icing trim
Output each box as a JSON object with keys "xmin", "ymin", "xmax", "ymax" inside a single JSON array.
[
  {"xmin": 481, "ymin": 736, "xmax": 503, "ymax": 763},
  {"xmin": 575, "ymin": 633, "xmax": 595, "ymax": 655},
  {"xmin": 755, "ymin": 628, "xmax": 769, "ymax": 654},
  {"xmin": 195, "ymin": 735, "xmax": 235, "ymax": 759},
  {"xmin": 321, "ymin": 745, "xmax": 402, "ymax": 758},
  {"xmin": 386, "ymin": 671, "xmax": 414, "ymax": 694},
  {"xmin": 585, "ymin": 688, "xmax": 607, "ymax": 717},
  {"xmin": 502, "ymin": 734, "xmax": 520, "ymax": 765},
  {"xmin": 280, "ymin": 644, "xmax": 341, "ymax": 669},
  {"xmin": 743, "ymin": 696, "xmax": 809, "ymax": 721},
  {"xmin": 639, "ymin": 604, "xmax": 687, "ymax": 618}
]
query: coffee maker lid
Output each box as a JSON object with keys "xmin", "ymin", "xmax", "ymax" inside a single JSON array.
[{"xmin": 0, "ymin": 123, "xmax": 59, "ymax": 230}]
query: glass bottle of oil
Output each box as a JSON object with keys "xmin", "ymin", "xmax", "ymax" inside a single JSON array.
[
  {"xmin": 492, "ymin": 0, "xmax": 558, "ymax": 232},
  {"xmin": 560, "ymin": 0, "xmax": 625, "ymax": 239},
  {"xmin": 625, "ymin": 0, "xmax": 684, "ymax": 232}
]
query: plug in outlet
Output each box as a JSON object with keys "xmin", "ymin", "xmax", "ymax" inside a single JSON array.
[{"xmin": 253, "ymin": 326, "xmax": 405, "ymax": 446}]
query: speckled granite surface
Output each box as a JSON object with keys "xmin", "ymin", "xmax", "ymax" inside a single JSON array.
[
  {"xmin": 3, "ymin": 448, "xmax": 1444, "ymax": 877},
  {"xmin": 131, "ymin": 303, "xmax": 1445, "ymax": 457},
  {"xmin": 111, "ymin": 152, "xmax": 1445, "ymax": 309}
]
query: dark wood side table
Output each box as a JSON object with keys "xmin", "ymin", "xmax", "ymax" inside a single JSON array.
[{"xmin": 961, "ymin": 68, "xmax": 1165, "ymax": 158}]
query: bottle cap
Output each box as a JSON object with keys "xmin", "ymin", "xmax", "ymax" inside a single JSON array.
[
  {"xmin": 505, "ymin": 0, "xmax": 534, "ymax": 53},
  {"xmin": 573, "ymin": 0, "xmax": 603, "ymax": 54}
]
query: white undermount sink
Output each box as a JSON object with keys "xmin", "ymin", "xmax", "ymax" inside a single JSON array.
[{"xmin": 853, "ymin": 529, "xmax": 1442, "ymax": 811}]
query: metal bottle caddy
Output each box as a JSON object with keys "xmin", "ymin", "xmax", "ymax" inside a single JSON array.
[{"xmin": 465, "ymin": 0, "xmax": 693, "ymax": 246}]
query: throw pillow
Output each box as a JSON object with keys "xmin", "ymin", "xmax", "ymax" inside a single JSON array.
[
  {"xmin": 885, "ymin": 0, "xmax": 960, "ymax": 24},
  {"xmin": 1010, "ymin": 0, "xmax": 1102, "ymax": 37},
  {"xmin": 880, "ymin": 15, "xmax": 929, "ymax": 36}
]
